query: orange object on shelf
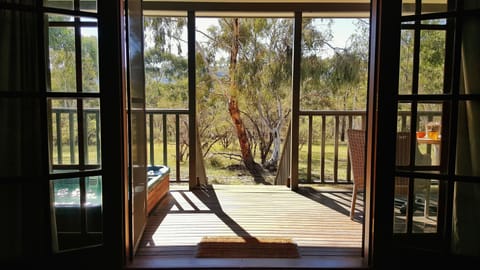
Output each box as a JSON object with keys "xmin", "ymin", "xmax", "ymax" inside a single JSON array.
[{"xmin": 416, "ymin": 131, "xmax": 426, "ymax": 138}]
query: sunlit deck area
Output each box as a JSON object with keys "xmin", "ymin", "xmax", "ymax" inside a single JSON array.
[{"xmin": 136, "ymin": 183, "xmax": 363, "ymax": 260}]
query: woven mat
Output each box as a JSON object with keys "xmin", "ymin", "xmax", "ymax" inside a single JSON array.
[{"xmin": 195, "ymin": 236, "xmax": 300, "ymax": 258}]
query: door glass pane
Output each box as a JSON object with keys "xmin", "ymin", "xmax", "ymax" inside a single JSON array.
[
  {"xmin": 456, "ymin": 101, "xmax": 480, "ymax": 177},
  {"xmin": 86, "ymin": 176, "xmax": 102, "ymax": 233},
  {"xmin": 422, "ymin": 0, "xmax": 448, "ymax": 14},
  {"xmin": 51, "ymin": 178, "xmax": 81, "ymax": 250},
  {"xmin": 423, "ymin": 18, "xmax": 447, "ymax": 25},
  {"xmin": 417, "ymin": 103, "xmax": 442, "ymax": 166},
  {"xmin": 397, "ymin": 102, "xmax": 411, "ymax": 133},
  {"xmin": 49, "ymin": 98, "xmax": 101, "ymax": 171},
  {"xmin": 418, "ymin": 29, "xmax": 446, "ymax": 95},
  {"xmin": 396, "ymin": 105, "xmax": 412, "ymax": 167},
  {"xmin": 44, "ymin": 0, "xmax": 73, "ymax": 10},
  {"xmin": 412, "ymin": 178, "xmax": 439, "ymax": 233},
  {"xmin": 44, "ymin": 0, "xmax": 96, "ymax": 12},
  {"xmin": 50, "ymin": 98, "xmax": 79, "ymax": 168},
  {"xmin": 399, "ymin": 29, "xmax": 414, "ymax": 95},
  {"xmin": 84, "ymin": 99, "xmax": 101, "ymax": 166},
  {"xmin": 80, "ymin": 0, "xmax": 96, "ymax": 12},
  {"xmin": 48, "ymin": 23, "xmax": 76, "ymax": 92},
  {"xmin": 394, "ymin": 176, "xmax": 409, "ymax": 233},
  {"xmin": 51, "ymin": 177, "xmax": 103, "ymax": 251},
  {"xmin": 81, "ymin": 26, "xmax": 99, "ymax": 93},
  {"xmin": 402, "ymin": 0, "xmax": 416, "ymax": 16}
]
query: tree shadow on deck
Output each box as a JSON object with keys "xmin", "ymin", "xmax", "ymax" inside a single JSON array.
[
  {"xmin": 296, "ymin": 185, "xmax": 364, "ymax": 223},
  {"xmin": 140, "ymin": 184, "xmax": 253, "ymax": 248}
]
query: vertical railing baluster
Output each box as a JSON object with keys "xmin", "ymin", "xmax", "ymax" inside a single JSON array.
[
  {"xmin": 175, "ymin": 113, "xmax": 180, "ymax": 182},
  {"xmin": 83, "ymin": 111, "xmax": 89, "ymax": 165},
  {"xmin": 307, "ymin": 115, "xmax": 313, "ymax": 183},
  {"xmin": 347, "ymin": 115, "xmax": 353, "ymax": 182},
  {"xmin": 163, "ymin": 113, "xmax": 167, "ymax": 166},
  {"xmin": 96, "ymin": 111, "xmax": 100, "ymax": 164},
  {"xmin": 149, "ymin": 113, "xmax": 154, "ymax": 166},
  {"xmin": 56, "ymin": 111, "xmax": 62, "ymax": 164},
  {"xmin": 321, "ymin": 115, "xmax": 326, "ymax": 183},
  {"xmin": 69, "ymin": 111, "xmax": 75, "ymax": 164},
  {"xmin": 334, "ymin": 115, "xmax": 339, "ymax": 183}
]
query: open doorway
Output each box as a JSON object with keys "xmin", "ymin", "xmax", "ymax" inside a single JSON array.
[{"xmin": 134, "ymin": 2, "xmax": 370, "ymax": 265}]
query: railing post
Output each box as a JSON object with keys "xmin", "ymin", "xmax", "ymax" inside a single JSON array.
[{"xmin": 289, "ymin": 12, "xmax": 302, "ymax": 191}]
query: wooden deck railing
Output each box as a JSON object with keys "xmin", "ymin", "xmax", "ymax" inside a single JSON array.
[{"xmin": 50, "ymin": 108, "xmax": 440, "ymax": 184}]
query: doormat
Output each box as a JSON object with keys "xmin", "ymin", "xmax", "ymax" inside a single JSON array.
[{"xmin": 195, "ymin": 236, "xmax": 300, "ymax": 258}]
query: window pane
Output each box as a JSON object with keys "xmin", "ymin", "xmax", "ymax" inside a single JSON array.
[
  {"xmin": 49, "ymin": 98, "xmax": 101, "ymax": 171},
  {"xmin": 402, "ymin": 0, "xmax": 415, "ymax": 16},
  {"xmin": 44, "ymin": 0, "xmax": 73, "ymax": 10},
  {"xmin": 81, "ymin": 27, "xmax": 99, "ymax": 92},
  {"xmin": 418, "ymin": 29, "xmax": 446, "ymax": 95},
  {"xmin": 394, "ymin": 176, "xmax": 409, "ymax": 233},
  {"xmin": 456, "ymin": 101, "xmax": 480, "ymax": 177},
  {"xmin": 80, "ymin": 0, "xmax": 96, "ymax": 13},
  {"xmin": 417, "ymin": 103, "xmax": 442, "ymax": 166},
  {"xmin": 51, "ymin": 178, "xmax": 81, "ymax": 233},
  {"xmin": 49, "ymin": 99, "xmax": 78, "ymax": 168},
  {"xmin": 399, "ymin": 30, "xmax": 414, "ymax": 95},
  {"xmin": 86, "ymin": 176, "xmax": 102, "ymax": 233},
  {"xmin": 44, "ymin": 0, "xmax": 96, "ymax": 12},
  {"xmin": 394, "ymin": 178, "xmax": 440, "ymax": 234},
  {"xmin": 84, "ymin": 99, "xmax": 101, "ymax": 166},
  {"xmin": 412, "ymin": 179, "xmax": 439, "ymax": 233},
  {"xmin": 48, "ymin": 14, "xmax": 73, "ymax": 22},
  {"xmin": 422, "ymin": 18, "xmax": 447, "ymax": 25},
  {"xmin": 397, "ymin": 102, "xmax": 411, "ymax": 133},
  {"xmin": 51, "ymin": 177, "xmax": 103, "ymax": 251},
  {"xmin": 48, "ymin": 25, "xmax": 76, "ymax": 92},
  {"xmin": 422, "ymin": 0, "xmax": 448, "ymax": 14}
]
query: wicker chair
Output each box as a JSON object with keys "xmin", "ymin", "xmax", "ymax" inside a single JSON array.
[{"xmin": 347, "ymin": 129, "xmax": 366, "ymax": 220}]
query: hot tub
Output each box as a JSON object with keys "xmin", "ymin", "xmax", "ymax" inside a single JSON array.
[{"xmin": 146, "ymin": 165, "xmax": 170, "ymax": 214}]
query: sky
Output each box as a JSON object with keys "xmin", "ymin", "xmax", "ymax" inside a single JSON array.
[
  {"xmin": 157, "ymin": 17, "xmax": 361, "ymax": 58},
  {"xmin": 82, "ymin": 17, "xmax": 362, "ymax": 51},
  {"xmin": 196, "ymin": 17, "xmax": 359, "ymax": 48}
]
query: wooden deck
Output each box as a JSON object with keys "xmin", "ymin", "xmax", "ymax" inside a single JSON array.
[{"xmin": 135, "ymin": 183, "xmax": 363, "ymax": 262}]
